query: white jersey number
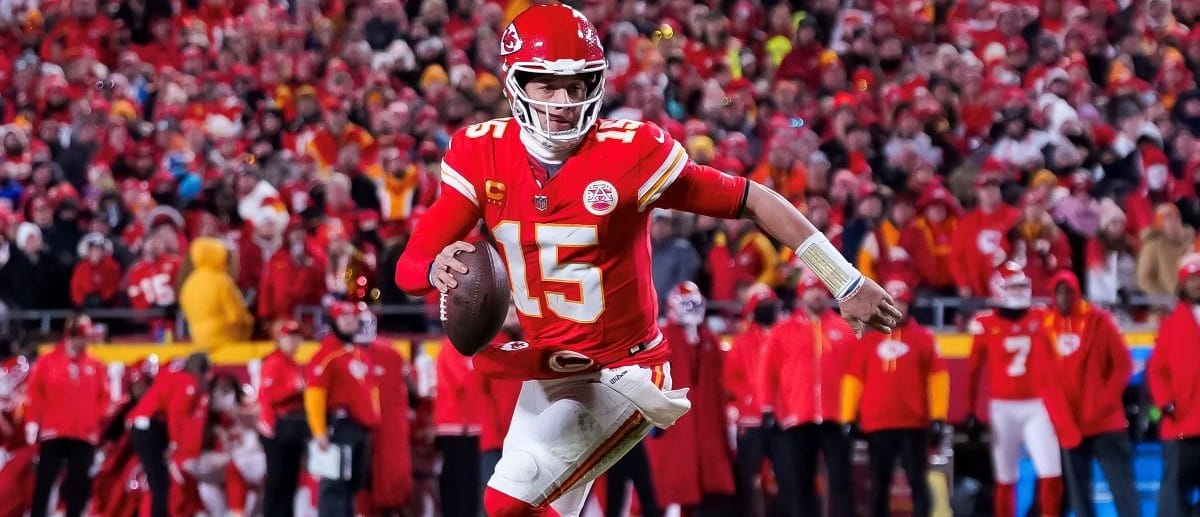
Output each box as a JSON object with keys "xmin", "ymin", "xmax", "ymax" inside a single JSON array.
[
  {"xmin": 1003, "ymin": 336, "xmax": 1031, "ymax": 377},
  {"xmin": 493, "ymin": 222, "xmax": 604, "ymax": 323}
]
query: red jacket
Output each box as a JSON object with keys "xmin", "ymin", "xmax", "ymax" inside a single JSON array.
[
  {"xmin": 127, "ymin": 366, "xmax": 207, "ymax": 462},
  {"xmin": 479, "ymin": 331, "xmax": 523, "ymax": 452},
  {"xmin": 762, "ymin": 309, "xmax": 856, "ymax": 428},
  {"xmin": 362, "ymin": 341, "xmax": 413, "ymax": 511},
  {"xmin": 951, "ymin": 206, "xmax": 1017, "ymax": 296},
  {"xmin": 1148, "ymin": 302, "xmax": 1200, "ymax": 440},
  {"xmin": 1039, "ymin": 272, "xmax": 1131, "ymax": 448},
  {"xmin": 843, "ymin": 319, "xmax": 948, "ymax": 433},
  {"xmin": 305, "ymin": 335, "xmax": 380, "ymax": 430},
  {"xmin": 70, "ymin": 256, "xmax": 121, "ymax": 307},
  {"xmin": 257, "ymin": 349, "xmax": 305, "ymax": 437},
  {"xmin": 257, "ymin": 249, "xmax": 325, "ymax": 320},
  {"xmin": 26, "ymin": 345, "xmax": 109, "ymax": 444},
  {"xmin": 723, "ymin": 323, "xmax": 771, "ymax": 428},
  {"xmin": 647, "ymin": 323, "xmax": 736, "ymax": 506},
  {"xmin": 433, "ymin": 339, "xmax": 482, "ymax": 436}
]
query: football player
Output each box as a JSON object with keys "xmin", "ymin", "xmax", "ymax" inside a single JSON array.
[
  {"xmin": 964, "ymin": 262, "xmax": 1062, "ymax": 517},
  {"xmin": 394, "ymin": 5, "xmax": 900, "ymax": 516}
]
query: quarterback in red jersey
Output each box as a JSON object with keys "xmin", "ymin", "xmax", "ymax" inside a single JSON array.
[
  {"xmin": 394, "ymin": 5, "xmax": 900, "ymax": 516},
  {"xmin": 965, "ymin": 262, "xmax": 1062, "ymax": 517}
]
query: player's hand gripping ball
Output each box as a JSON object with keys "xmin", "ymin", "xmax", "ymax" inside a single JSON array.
[{"xmin": 435, "ymin": 241, "xmax": 513, "ymax": 356}]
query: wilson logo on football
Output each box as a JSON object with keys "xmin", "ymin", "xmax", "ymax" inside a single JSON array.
[
  {"xmin": 500, "ymin": 25, "xmax": 523, "ymax": 56},
  {"xmin": 498, "ymin": 341, "xmax": 530, "ymax": 352},
  {"xmin": 583, "ymin": 180, "xmax": 618, "ymax": 216}
]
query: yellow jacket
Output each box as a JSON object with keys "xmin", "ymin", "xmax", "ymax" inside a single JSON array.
[{"xmin": 180, "ymin": 237, "xmax": 253, "ymax": 347}]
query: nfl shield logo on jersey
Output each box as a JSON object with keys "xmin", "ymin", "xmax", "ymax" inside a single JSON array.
[
  {"xmin": 583, "ymin": 180, "xmax": 618, "ymax": 216},
  {"xmin": 534, "ymin": 194, "xmax": 549, "ymax": 212}
]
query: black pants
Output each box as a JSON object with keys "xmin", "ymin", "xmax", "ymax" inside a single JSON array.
[
  {"xmin": 31, "ymin": 437, "xmax": 95, "ymax": 517},
  {"xmin": 319, "ymin": 417, "xmax": 371, "ymax": 517},
  {"xmin": 1160, "ymin": 437, "xmax": 1200, "ymax": 517},
  {"xmin": 866, "ymin": 429, "xmax": 930, "ymax": 517},
  {"xmin": 734, "ymin": 422, "xmax": 801, "ymax": 517},
  {"xmin": 436, "ymin": 435, "xmax": 481, "ymax": 517},
  {"xmin": 1063, "ymin": 431, "xmax": 1140, "ymax": 517},
  {"xmin": 605, "ymin": 441, "xmax": 662, "ymax": 517},
  {"xmin": 130, "ymin": 423, "xmax": 171, "ymax": 517},
  {"xmin": 789, "ymin": 422, "xmax": 855, "ymax": 517},
  {"xmin": 262, "ymin": 414, "xmax": 310, "ymax": 517}
]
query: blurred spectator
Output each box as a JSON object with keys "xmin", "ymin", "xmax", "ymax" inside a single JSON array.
[
  {"xmin": 433, "ymin": 333, "xmax": 483, "ymax": 517},
  {"xmin": 257, "ymin": 320, "xmax": 308, "ymax": 517},
  {"xmin": 1148, "ymin": 254, "xmax": 1200, "ymax": 517},
  {"xmin": 725, "ymin": 288, "xmax": 779, "ymax": 515},
  {"xmin": 179, "ymin": 237, "xmax": 253, "ymax": 347},
  {"xmin": 647, "ymin": 282, "xmax": 731, "ymax": 514},
  {"xmin": 1040, "ymin": 271, "xmax": 1139, "ymax": 517},
  {"xmin": 650, "ymin": 209, "xmax": 700, "ymax": 312},
  {"xmin": 124, "ymin": 230, "xmax": 183, "ymax": 341},
  {"xmin": 841, "ymin": 276, "xmax": 948, "ymax": 517},
  {"xmin": 706, "ymin": 218, "xmax": 778, "ymax": 307},
  {"xmin": 763, "ymin": 272, "xmax": 855, "ymax": 517},
  {"xmin": 69, "ymin": 233, "xmax": 122, "ymax": 309},
  {"xmin": 899, "ymin": 183, "xmax": 960, "ymax": 296},
  {"xmin": 952, "ymin": 171, "xmax": 1018, "ymax": 298},
  {"xmin": 26, "ymin": 314, "xmax": 108, "ymax": 517},
  {"xmin": 258, "ymin": 222, "xmax": 326, "ymax": 329},
  {"xmin": 1087, "ymin": 200, "xmax": 1140, "ymax": 307},
  {"xmin": 1137, "ymin": 203, "xmax": 1198, "ymax": 297},
  {"xmin": 1007, "ymin": 192, "xmax": 1072, "ymax": 298},
  {"xmin": 361, "ymin": 322, "xmax": 415, "ymax": 515},
  {"xmin": 323, "ymin": 219, "xmax": 376, "ymax": 304}
]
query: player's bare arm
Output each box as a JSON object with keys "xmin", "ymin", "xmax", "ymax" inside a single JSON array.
[{"xmin": 742, "ymin": 181, "xmax": 902, "ymax": 335}]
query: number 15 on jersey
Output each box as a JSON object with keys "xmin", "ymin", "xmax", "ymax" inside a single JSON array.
[{"xmin": 493, "ymin": 221, "xmax": 606, "ymax": 324}]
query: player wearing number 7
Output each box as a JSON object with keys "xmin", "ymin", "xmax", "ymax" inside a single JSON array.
[
  {"xmin": 394, "ymin": 4, "xmax": 901, "ymax": 517},
  {"xmin": 964, "ymin": 261, "xmax": 1062, "ymax": 517}
]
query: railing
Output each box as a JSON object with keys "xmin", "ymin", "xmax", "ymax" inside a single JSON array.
[{"xmin": 1, "ymin": 294, "xmax": 1176, "ymax": 342}]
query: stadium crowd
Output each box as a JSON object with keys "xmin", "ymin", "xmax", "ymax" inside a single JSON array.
[{"xmin": 0, "ymin": 0, "xmax": 1199, "ymax": 514}]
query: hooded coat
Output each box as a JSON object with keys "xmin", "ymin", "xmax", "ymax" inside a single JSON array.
[{"xmin": 179, "ymin": 237, "xmax": 253, "ymax": 347}]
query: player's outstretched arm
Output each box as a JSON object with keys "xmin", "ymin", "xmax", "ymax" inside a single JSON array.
[{"xmin": 742, "ymin": 181, "xmax": 902, "ymax": 335}]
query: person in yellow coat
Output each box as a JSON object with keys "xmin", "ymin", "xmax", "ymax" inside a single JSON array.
[{"xmin": 180, "ymin": 237, "xmax": 253, "ymax": 347}]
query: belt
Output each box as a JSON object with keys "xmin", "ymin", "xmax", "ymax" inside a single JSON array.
[{"xmin": 548, "ymin": 332, "xmax": 665, "ymax": 374}]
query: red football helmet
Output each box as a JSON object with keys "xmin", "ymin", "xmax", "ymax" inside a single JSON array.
[
  {"xmin": 990, "ymin": 261, "xmax": 1032, "ymax": 309},
  {"xmin": 500, "ymin": 4, "xmax": 607, "ymax": 150},
  {"xmin": 667, "ymin": 281, "xmax": 706, "ymax": 327}
]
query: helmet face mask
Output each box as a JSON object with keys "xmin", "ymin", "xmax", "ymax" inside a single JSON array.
[
  {"xmin": 506, "ymin": 69, "xmax": 605, "ymax": 150},
  {"xmin": 667, "ymin": 282, "xmax": 706, "ymax": 327}
]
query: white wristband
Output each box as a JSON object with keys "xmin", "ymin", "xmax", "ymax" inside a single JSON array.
[{"xmin": 795, "ymin": 233, "xmax": 864, "ymax": 301}]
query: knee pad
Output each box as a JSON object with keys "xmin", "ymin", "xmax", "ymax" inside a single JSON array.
[
  {"xmin": 492, "ymin": 449, "xmax": 540, "ymax": 486},
  {"xmin": 484, "ymin": 486, "xmax": 559, "ymax": 517},
  {"xmin": 536, "ymin": 399, "xmax": 601, "ymax": 463}
]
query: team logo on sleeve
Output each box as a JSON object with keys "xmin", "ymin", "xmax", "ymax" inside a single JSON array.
[
  {"xmin": 583, "ymin": 180, "xmax": 618, "ymax": 216},
  {"xmin": 498, "ymin": 341, "xmax": 530, "ymax": 351}
]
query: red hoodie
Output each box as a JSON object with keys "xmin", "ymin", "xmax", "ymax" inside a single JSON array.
[
  {"xmin": 1148, "ymin": 301, "xmax": 1200, "ymax": 440},
  {"xmin": 127, "ymin": 366, "xmax": 208, "ymax": 463},
  {"xmin": 1039, "ymin": 271, "xmax": 1131, "ymax": 448},
  {"xmin": 26, "ymin": 344, "xmax": 109, "ymax": 444}
]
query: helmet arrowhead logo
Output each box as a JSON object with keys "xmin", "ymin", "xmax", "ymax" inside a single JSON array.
[{"xmin": 500, "ymin": 24, "xmax": 523, "ymax": 56}]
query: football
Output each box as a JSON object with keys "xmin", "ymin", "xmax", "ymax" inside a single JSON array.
[{"xmin": 440, "ymin": 241, "xmax": 512, "ymax": 356}]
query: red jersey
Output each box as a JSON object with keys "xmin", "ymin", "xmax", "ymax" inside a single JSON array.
[
  {"xmin": 966, "ymin": 308, "xmax": 1052, "ymax": 411},
  {"xmin": 396, "ymin": 118, "xmax": 748, "ymax": 379},
  {"xmin": 257, "ymin": 349, "xmax": 305, "ymax": 437},
  {"xmin": 952, "ymin": 207, "xmax": 1017, "ymax": 297},
  {"xmin": 126, "ymin": 254, "xmax": 183, "ymax": 309},
  {"xmin": 306, "ymin": 336, "xmax": 380, "ymax": 428},
  {"xmin": 844, "ymin": 319, "xmax": 947, "ymax": 433},
  {"xmin": 1148, "ymin": 302, "xmax": 1200, "ymax": 440},
  {"xmin": 25, "ymin": 345, "xmax": 109, "ymax": 444}
]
